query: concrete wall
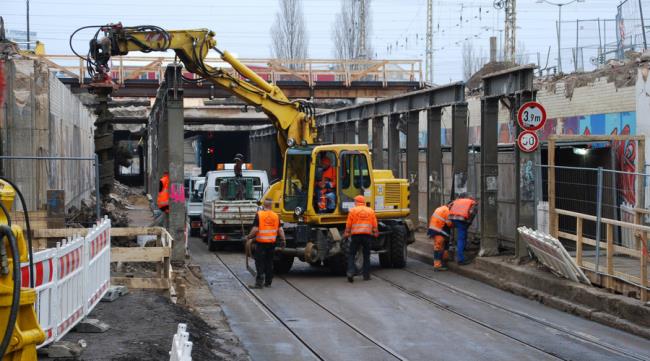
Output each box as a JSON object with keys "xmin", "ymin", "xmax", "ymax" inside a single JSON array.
[{"xmin": 0, "ymin": 57, "xmax": 95, "ymax": 210}]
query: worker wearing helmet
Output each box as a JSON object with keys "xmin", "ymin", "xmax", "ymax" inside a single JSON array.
[
  {"xmin": 428, "ymin": 204, "xmax": 453, "ymax": 271},
  {"xmin": 316, "ymin": 154, "xmax": 336, "ymax": 213},
  {"xmin": 343, "ymin": 195, "xmax": 378, "ymax": 283},
  {"xmin": 246, "ymin": 198, "xmax": 286, "ymax": 288},
  {"xmin": 448, "ymin": 193, "xmax": 478, "ymax": 265},
  {"xmin": 157, "ymin": 171, "xmax": 170, "ymax": 214}
]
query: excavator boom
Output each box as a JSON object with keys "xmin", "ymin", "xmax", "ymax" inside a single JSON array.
[{"xmin": 83, "ymin": 23, "xmax": 317, "ymax": 154}]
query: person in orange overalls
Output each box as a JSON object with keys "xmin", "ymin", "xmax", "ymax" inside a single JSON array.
[
  {"xmin": 157, "ymin": 171, "xmax": 170, "ymax": 214},
  {"xmin": 448, "ymin": 193, "xmax": 478, "ymax": 265},
  {"xmin": 317, "ymin": 155, "xmax": 337, "ymax": 213},
  {"xmin": 428, "ymin": 204, "xmax": 453, "ymax": 271},
  {"xmin": 343, "ymin": 195, "xmax": 379, "ymax": 283},
  {"xmin": 246, "ymin": 198, "xmax": 286, "ymax": 288}
]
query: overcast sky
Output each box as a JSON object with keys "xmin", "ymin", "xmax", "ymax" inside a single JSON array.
[{"xmin": 1, "ymin": 0, "xmax": 628, "ymax": 82}]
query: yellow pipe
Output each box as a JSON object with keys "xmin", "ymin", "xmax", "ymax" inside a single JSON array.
[{"xmin": 221, "ymin": 50, "xmax": 275, "ymax": 94}]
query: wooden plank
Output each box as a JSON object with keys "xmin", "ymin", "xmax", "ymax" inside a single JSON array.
[
  {"xmin": 111, "ymin": 247, "xmax": 171, "ymax": 262},
  {"xmin": 33, "ymin": 228, "xmax": 88, "ymax": 238},
  {"xmin": 548, "ymin": 134, "xmax": 645, "ymax": 142},
  {"xmin": 576, "ymin": 218, "xmax": 583, "ymax": 266},
  {"xmin": 557, "ymin": 231, "xmax": 641, "ymax": 257},
  {"xmin": 642, "ymin": 231, "xmax": 648, "ymax": 302},
  {"xmin": 111, "ymin": 227, "xmax": 164, "ymax": 237},
  {"xmin": 111, "ymin": 277, "xmax": 170, "ymax": 289},
  {"xmin": 548, "ymin": 139, "xmax": 557, "ymax": 238},
  {"xmin": 556, "ymin": 209, "xmax": 650, "ymax": 232},
  {"xmin": 607, "ymin": 224, "xmax": 614, "ymax": 289}
]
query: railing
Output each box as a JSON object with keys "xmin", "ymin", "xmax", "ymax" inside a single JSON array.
[
  {"xmin": 26, "ymin": 54, "xmax": 424, "ymax": 87},
  {"xmin": 554, "ymin": 208, "xmax": 649, "ymax": 302},
  {"xmin": 21, "ymin": 217, "xmax": 111, "ymax": 348}
]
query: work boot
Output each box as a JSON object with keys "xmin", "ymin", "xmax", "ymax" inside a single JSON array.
[
  {"xmin": 264, "ymin": 282, "xmax": 272, "ymax": 288},
  {"xmin": 249, "ymin": 281, "xmax": 264, "ymax": 289},
  {"xmin": 433, "ymin": 266, "xmax": 448, "ymax": 272},
  {"xmin": 363, "ymin": 275, "xmax": 371, "ymax": 281},
  {"xmin": 457, "ymin": 260, "xmax": 472, "ymax": 266},
  {"xmin": 347, "ymin": 274, "xmax": 354, "ymax": 283}
]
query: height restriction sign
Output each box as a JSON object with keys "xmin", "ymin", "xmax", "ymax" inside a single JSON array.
[{"xmin": 517, "ymin": 101, "xmax": 546, "ymax": 131}]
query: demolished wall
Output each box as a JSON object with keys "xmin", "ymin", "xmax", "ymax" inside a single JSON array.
[{"xmin": 0, "ymin": 55, "xmax": 95, "ymax": 210}]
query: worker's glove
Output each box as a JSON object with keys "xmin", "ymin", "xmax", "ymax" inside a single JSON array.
[{"xmin": 279, "ymin": 240, "xmax": 287, "ymax": 249}]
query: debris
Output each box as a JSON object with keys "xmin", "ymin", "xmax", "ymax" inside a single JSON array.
[
  {"xmin": 73, "ymin": 318, "xmax": 110, "ymax": 333},
  {"xmin": 39, "ymin": 340, "xmax": 86, "ymax": 359},
  {"xmin": 102, "ymin": 285, "xmax": 129, "ymax": 302},
  {"xmin": 66, "ymin": 180, "xmax": 139, "ymax": 228}
]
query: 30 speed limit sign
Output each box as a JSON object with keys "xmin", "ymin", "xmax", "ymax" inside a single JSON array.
[
  {"xmin": 517, "ymin": 131, "xmax": 540, "ymax": 153},
  {"xmin": 517, "ymin": 101, "xmax": 546, "ymax": 131}
]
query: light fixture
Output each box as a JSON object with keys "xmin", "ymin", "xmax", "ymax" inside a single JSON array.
[{"xmin": 572, "ymin": 147, "xmax": 588, "ymax": 155}]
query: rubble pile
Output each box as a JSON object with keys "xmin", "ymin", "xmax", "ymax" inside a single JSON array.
[{"xmin": 66, "ymin": 180, "xmax": 139, "ymax": 228}]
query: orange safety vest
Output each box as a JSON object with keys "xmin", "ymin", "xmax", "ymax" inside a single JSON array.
[
  {"xmin": 429, "ymin": 205, "xmax": 452, "ymax": 236},
  {"xmin": 322, "ymin": 166, "xmax": 336, "ymax": 188},
  {"xmin": 318, "ymin": 189, "xmax": 327, "ymax": 210},
  {"xmin": 256, "ymin": 210, "xmax": 280, "ymax": 243},
  {"xmin": 157, "ymin": 174, "xmax": 170, "ymax": 211},
  {"xmin": 448, "ymin": 198, "xmax": 477, "ymax": 221},
  {"xmin": 346, "ymin": 205, "xmax": 378, "ymax": 236}
]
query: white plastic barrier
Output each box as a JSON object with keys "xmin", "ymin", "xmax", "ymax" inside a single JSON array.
[
  {"xmin": 169, "ymin": 323, "xmax": 193, "ymax": 361},
  {"xmin": 20, "ymin": 217, "xmax": 111, "ymax": 348}
]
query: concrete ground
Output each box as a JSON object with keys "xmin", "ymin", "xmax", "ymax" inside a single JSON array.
[{"xmin": 190, "ymin": 236, "xmax": 650, "ymax": 361}]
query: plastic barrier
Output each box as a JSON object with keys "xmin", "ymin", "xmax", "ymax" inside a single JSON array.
[
  {"xmin": 169, "ymin": 323, "xmax": 193, "ymax": 361},
  {"xmin": 20, "ymin": 217, "xmax": 111, "ymax": 348}
]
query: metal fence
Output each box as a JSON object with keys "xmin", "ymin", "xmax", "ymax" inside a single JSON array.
[{"xmin": 538, "ymin": 164, "xmax": 649, "ymax": 301}]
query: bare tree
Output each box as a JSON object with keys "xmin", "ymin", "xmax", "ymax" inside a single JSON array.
[
  {"xmin": 332, "ymin": 0, "xmax": 372, "ymax": 61},
  {"xmin": 515, "ymin": 41, "xmax": 530, "ymax": 65},
  {"xmin": 270, "ymin": 0, "xmax": 308, "ymax": 68},
  {"xmin": 462, "ymin": 41, "xmax": 487, "ymax": 80}
]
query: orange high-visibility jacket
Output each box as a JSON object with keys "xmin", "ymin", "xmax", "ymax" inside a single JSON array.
[
  {"xmin": 448, "ymin": 198, "xmax": 477, "ymax": 221},
  {"xmin": 345, "ymin": 205, "xmax": 379, "ymax": 236},
  {"xmin": 322, "ymin": 166, "xmax": 336, "ymax": 188},
  {"xmin": 429, "ymin": 205, "xmax": 452, "ymax": 236},
  {"xmin": 157, "ymin": 174, "xmax": 170, "ymax": 211},
  {"xmin": 256, "ymin": 210, "xmax": 280, "ymax": 243}
]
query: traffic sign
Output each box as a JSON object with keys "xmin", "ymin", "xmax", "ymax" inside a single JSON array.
[
  {"xmin": 517, "ymin": 101, "xmax": 546, "ymax": 131},
  {"xmin": 517, "ymin": 131, "xmax": 539, "ymax": 153}
]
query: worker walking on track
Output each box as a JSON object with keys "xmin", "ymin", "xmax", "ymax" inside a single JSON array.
[
  {"xmin": 428, "ymin": 204, "xmax": 453, "ymax": 271},
  {"xmin": 246, "ymin": 198, "xmax": 286, "ymax": 288},
  {"xmin": 343, "ymin": 195, "xmax": 379, "ymax": 283},
  {"xmin": 448, "ymin": 193, "xmax": 478, "ymax": 265}
]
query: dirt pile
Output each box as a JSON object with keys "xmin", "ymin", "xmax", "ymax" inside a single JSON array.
[{"xmin": 66, "ymin": 180, "xmax": 141, "ymax": 228}]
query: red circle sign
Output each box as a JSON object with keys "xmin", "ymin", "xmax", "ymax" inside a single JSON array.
[
  {"xmin": 517, "ymin": 101, "xmax": 547, "ymax": 131},
  {"xmin": 517, "ymin": 131, "xmax": 540, "ymax": 153}
]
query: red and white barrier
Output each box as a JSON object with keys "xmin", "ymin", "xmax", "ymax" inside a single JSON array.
[{"xmin": 20, "ymin": 217, "xmax": 111, "ymax": 348}]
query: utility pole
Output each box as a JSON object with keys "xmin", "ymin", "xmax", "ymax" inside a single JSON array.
[
  {"xmin": 426, "ymin": 0, "xmax": 434, "ymax": 84},
  {"xmin": 359, "ymin": 0, "xmax": 366, "ymax": 59},
  {"xmin": 504, "ymin": 0, "xmax": 517, "ymax": 62},
  {"xmin": 26, "ymin": 0, "xmax": 30, "ymax": 50}
]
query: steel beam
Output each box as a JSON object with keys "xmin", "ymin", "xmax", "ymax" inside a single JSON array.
[
  {"xmin": 480, "ymin": 97, "xmax": 500, "ymax": 256},
  {"xmin": 371, "ymin": 116, "xmax": 384, "ymax": 169},
  {"xmin": 407, "ymin": 110, "xmax": 420, "ymax": 224},
  {"xmin": 388, "ymin": 113, "xmax": 401, "ymax": 177},
  {"xmin": 358, "ymin": 118, "xmax": 369, "ymax": 145},
  {"xmin": 451, "ymin": 104, "xmax": 469, "ymax": 198},
  {"xmin": 427, "ymin": 108, "xmax": 443, "ymax": 218}
]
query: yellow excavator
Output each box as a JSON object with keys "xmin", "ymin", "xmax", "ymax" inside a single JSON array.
[{"xmin": 82, "ymin": 23, "xmax": 415, "ymax": 274}]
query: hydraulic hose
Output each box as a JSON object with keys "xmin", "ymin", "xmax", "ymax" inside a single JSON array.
[
  {"xmin": 0, "ymin": 225, "xmax": 21, "ymax": 357},
  {"xmin": 0, "ymin": 202, "xmax": 11, "ymax": 226},
  {"xmin": 0, "ymin": 178, "xmax": 34, "ymax": 288}
]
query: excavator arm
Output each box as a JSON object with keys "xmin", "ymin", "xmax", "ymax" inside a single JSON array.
[{"xmin": 83, "ymin": 23, "xmax": 317, "ymax": 154}]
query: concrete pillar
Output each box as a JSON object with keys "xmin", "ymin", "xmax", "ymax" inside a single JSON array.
[
  {"xmin": 372, "ymin": 116, "xmax": 384, "ymax": 168},
  {"xmin": 427, "ymin": 107, "xmax": 443, "ymax": 218},
  {"xmin": 451, "ymin": 104, "xmax": 469, "ymax": 198},
  {"xmin": 163, "ymin": 65, "xmax": 186, "ymax": 263},
  {"xmin": 358, "ymin": 118, "xmax": 369, "ymax": 145},
  {"xmin": 480, "ymin": 97, "xmax": 499, "ymax": 256},
  {"xmin": 388, "ymin": 113, "xmax": 400, "ymax": 177},
  {"xmin": 406, "ymin": 110, "xmax": 420, "ymax": 224}
]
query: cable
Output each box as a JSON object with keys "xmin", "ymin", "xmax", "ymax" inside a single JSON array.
[
  {"xmin": 0, "ymin": 202, "xmax": 11, "ymax": 227},
  {"xmin": 0, "ymin": 177, "xmax": 34, "ymax": 289},
  {"xmin": 0, "ymin": 225, "xmax": 21, "ymax": 357}
]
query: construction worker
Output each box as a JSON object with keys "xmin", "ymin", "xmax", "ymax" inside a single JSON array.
[
  {"xmin": 428, "ymin": 204, "xmax": 453, "ymax": 271},
  {"xmin": 343, "ymin": 195, "xmax": 379, "ymax": 283},
  {"xmin": 233, "ymin": 153, "xmax": 244, "ymax": 178},
  {"xmin": 157, "ymin": 171, "xmax": 170, "ymax": 214},
  {"xmin": 448, "ymin": 193, "xmax": 478, "ymax": 265},
  {"xmin": 246, "ymin": 198, "xmax": 286, "ymax": 288},
  {"xmin": 316, "ymin": 155, "xmax": 336, "ymax": 213}
]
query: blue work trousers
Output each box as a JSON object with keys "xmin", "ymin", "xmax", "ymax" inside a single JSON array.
[{"xmin": 451, "ymin": 220, "xmax": 469, "ymax": 263}]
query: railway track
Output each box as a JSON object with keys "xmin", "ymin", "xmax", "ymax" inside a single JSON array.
[
  {"xmin": 214, "ymin": 252, "xmax": 406, "ymax": 361},
  {"xmin": 372, "ymin": 267, "xmax": 648, "ymax": 361}
]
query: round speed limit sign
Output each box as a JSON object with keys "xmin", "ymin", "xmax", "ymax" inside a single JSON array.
[
  {"xmin": 517, "ymin": 101, "xmax": 547, "ymax": 131},
  {"xmin": 517, "ymin": 130, "xmax": 540, "ymax": 153}
]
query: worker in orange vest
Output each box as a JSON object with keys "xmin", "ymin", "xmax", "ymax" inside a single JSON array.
[
  {"xmin": 316, "ymin": 155, "xmax": 336, "ymax": 213},
  {"xmin": 246, "ymin": 198, "xmax": 286, "ymax": 288},
  {"xmin": 448, "ymin": 193, "xmax": 478, "ymax": 265},
  {"xmin": 428, "ymin": 204, "xmax": 453, "ymax": 271},
  {"xmin": 343, "ymin": 195, "xmax": 378, "ymax": 283},
  {"xmin": 157, "ymin": 171, "xmax": 170, "ymax": 214}
]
